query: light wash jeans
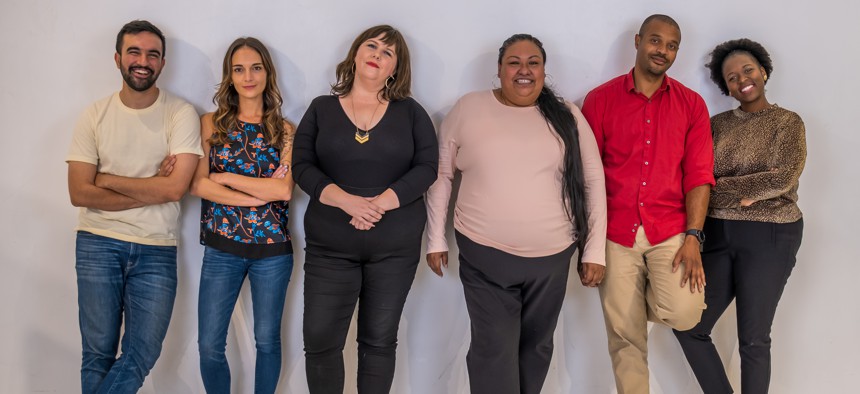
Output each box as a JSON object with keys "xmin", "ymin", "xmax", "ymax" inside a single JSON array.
[
  {"xmin": 198, "ymin": 246, "xmax": 294, "ymax": 394},
  {"xmin": 76, "ymin": 231, "xmax": 177, "ymax": 394}
]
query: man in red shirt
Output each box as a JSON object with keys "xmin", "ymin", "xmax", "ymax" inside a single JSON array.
[{"xmin": 581, "ymin": 14, "xmax": 715, "ymax": 394}]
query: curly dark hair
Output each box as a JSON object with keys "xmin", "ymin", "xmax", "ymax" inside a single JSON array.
[{"xmin": 706, "ymin": 38, "xmax": 773, "ymax": 96}]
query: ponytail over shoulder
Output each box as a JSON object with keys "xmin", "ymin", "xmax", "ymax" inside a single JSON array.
[
  {"xmin": 498, "ymin": 34, "xmax": 590, "ymax": 263},
  {"xmin": 536, "ymin": 86, "xmax": 589, "ymax": 265}
]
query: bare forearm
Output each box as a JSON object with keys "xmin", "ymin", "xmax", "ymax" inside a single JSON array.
[
  {"xmin": 319, "ymin": 184, "xmax": 349, "ymax": 208},
  {"xmin": 372, "ymin": 189, "xmax": 400, "ymax": 211},
  {"xmin": 191, "ymin": 177, "xmax": 265, "ymax": 207},
  {"xmin": 96, "ymin": 173, "xmax": 187, "ymax": 204},
  {"xmin": 70, "ymin": 184, "xmax": 146, "ymax": 211},
  {"xmin": 685, "ymin": 184, "xmax": 710, "ymax": 229},
  {"xmin": 216, "ymin": 172, "xmax": 293, "ymax": 202}
]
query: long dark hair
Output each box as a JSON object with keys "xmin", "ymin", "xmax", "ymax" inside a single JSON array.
[
  {"xmin": 210, "ymin": 37, "xmax": 288, "ymax": 148},
  {"xmin": 498, "ymin": 34, "xmax": 589, "ymax": 264}
]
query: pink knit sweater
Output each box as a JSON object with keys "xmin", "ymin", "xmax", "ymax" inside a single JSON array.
[{"xmin": 425, "ymin": 90, "xmax": 607, "ymax": 263}]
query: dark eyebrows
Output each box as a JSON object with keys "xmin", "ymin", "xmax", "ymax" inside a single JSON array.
[
  {"xmin": 367, "ymin": 38, "xmax": 397, "ymax": 55},
  {"xmin": 232, "ymin": 62, "xmax": 263, "ymax": 68},
  {"xmin": 649, "ymin": 33, "xmax": 680, "ymax": 47},
  {"xmin": 126, "ymin": 45, "xmax": 162, "ymax": 57},
  {"xmin": 505, "ymin": 55, "xmax": 542, "ymax": 61}
]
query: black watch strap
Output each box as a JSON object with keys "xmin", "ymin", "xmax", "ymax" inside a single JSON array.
[{"xmin": 685, "ymin": 229, "xmax": 705, "ymax": 252}]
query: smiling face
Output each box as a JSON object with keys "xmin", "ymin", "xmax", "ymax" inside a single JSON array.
[
  {"xmin": 722, "ymin": 51, "xmax": 769, "ymax": 111},
  {"xmin": 354, "ymin": 34, "xmax": 397, "ymax": 84},
  {"xmin": 230, "ymin": 46, "xmax": 267, "ymax": 100},
  {"xmin": 497, "ymin": 40, "xmax": 545, "ymax": 107},
  {"xmin": 634, "ymin": 20, "xmax": 681, "ymax": 78},
  {"xmin": 115, "ymin": 31, "xmax": 164, "ymax": 92}
]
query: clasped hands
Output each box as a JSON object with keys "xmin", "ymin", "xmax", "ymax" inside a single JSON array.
[{"xmin": 341, "ymin": 190, "xmax": 399, "ymax": 230}]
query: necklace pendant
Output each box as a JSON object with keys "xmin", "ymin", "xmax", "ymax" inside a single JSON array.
[{"xmin": 355, "ymin": 130, "xmax": 370, "ymax": 144}]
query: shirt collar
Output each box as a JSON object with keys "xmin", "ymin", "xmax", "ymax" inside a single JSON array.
[{"xmin": 624, "ymin": 68, "xmax": 673, "ymax": 94}]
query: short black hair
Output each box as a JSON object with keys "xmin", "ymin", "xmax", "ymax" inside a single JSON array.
[
  {"xmin": 706, "ymin": 38, "xmax": 773, "ymax": 96},
  {"xmin": 638, "ymin": 14, "xmax": 680, "ymax": 36},
  {"xmin": 115, "ymin": 20, "xmax": 166, "ymax": 57}
]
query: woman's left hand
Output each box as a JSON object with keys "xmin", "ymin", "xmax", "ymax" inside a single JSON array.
[
  {"xmin": 271, "ymin": 164, "xmax": 290, "ymax": 179},
  {"xmin": 740, "ymin": 198, "xmax": 757, "ymax": 207},
  {"xmin": 578, "ymin": 262, "xmax": 605, "ymax": 288},
  {"xmin": 370, "ymin": 189, "xmax": 400, "ymax": 211},
  {"xmin": 350, "ymin": 216, "xmax": 374, "ymax": 230}
]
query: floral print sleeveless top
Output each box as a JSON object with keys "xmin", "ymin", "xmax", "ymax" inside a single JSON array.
[{"xmin": 200, "ymin": 121, "xmax": 292, "ymax": 258}]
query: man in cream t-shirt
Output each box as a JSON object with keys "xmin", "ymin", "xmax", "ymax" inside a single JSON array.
[{"xmin": 66, "ymin": 20, "xmax": 201, "ymax": 393}]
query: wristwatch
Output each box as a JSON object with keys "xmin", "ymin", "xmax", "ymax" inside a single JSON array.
[{"xmin": 685, "ymin": 229, "xmax": 705, "ymax": 251}]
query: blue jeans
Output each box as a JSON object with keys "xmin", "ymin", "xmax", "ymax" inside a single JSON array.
[
  {"xmin": 198, "ymin": 247, "xmax": 294, "ymax": 394},
  {"xmin": 76, "ymin": 231, "xmax": 177, "ymax": 394}
]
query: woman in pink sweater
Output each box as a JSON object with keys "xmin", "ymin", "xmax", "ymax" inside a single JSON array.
[{"xmin": 425, "ymin": 34, "xmax": 607, "ymax": 394}]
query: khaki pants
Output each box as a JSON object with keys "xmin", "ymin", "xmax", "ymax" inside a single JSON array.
[{"xmin": 599, "ymin": 227, "xmax": 706, "ymax": 394}]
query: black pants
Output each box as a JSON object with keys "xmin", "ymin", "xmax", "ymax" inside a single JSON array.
[
  {"xmin": 302, "ymin": 197, "xmax": 424, "ymax": 394},
  {"xmin": 457, "ymin": 232, "xmax": 574, "ymax": 394},
  {"xmin": 674, "ymin": 218, "xmax": 803, "ymax": 394}
]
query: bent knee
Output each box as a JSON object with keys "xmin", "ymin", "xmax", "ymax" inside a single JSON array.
[
  {"xmin": 655, "ymin": 304, "xmax": 704, "ymax": 331},
  {"xmin": 667, "ymin": 311, "xmax": 703, "ymax": 331}
]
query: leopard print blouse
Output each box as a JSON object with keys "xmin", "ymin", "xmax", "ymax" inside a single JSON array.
[{"xmin": 707, "ymin": 105, "xmax": 806, "ymax": 223}]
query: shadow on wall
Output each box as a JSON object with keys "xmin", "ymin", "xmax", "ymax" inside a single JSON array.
[
  {"xmin": 148, "ymin": 195, "xmax": 202, "ymax": 393},
  {"xmin": 160, "ymin": 38, "xmax": 218, "ymax": 113},
  {"xmin": 558, "ymin": 268, "xmax": 615, "ymax": 393},
  {"xmin": 25, "ymin": 262, "xmax": 80, "ymax": 393},
  {"xmin": 402, "ymin": 172, "xmax": 471, "ymax": 394},
  {"xmin": 408, "ymin": 33, "xmax": 445, "ymax": 114},
  {"xmin": 268, "ymin": 45, "xmax": 308, "ymax": 125}
]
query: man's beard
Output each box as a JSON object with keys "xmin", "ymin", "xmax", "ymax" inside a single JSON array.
[{"xmin": 121, "ymin": 66, "xmax": 159, "ymax": 92}]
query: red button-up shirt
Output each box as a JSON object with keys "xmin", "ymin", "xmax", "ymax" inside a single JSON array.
[{"xmin": 582, "ymin": 69, "xmax": 715, "ymax": 247}]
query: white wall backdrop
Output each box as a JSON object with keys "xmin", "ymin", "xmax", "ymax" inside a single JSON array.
[{"xmin": 2, "ymin": 0, "xmax": 858, "ymax": 392}]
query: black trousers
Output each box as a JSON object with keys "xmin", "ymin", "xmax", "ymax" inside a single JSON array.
[
  {"xmin": 674, "ymin": 218, "xmax": 803, "ymax": 394},
  {"xmin": 457, "ymin": 232, "xmax": 574, "ymax": 394},
  {"xmin": 302, "ymin": 196, "xmax": 424, "ymax": 394}
]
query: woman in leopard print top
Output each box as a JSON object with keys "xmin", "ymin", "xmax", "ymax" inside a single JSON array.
[{"xmin": 674, "ymin": 38, "xmax": 806, "ymax": 394}]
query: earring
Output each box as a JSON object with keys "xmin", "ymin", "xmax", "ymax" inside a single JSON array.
[
  {"xmin": 385, "ymin": 75, "xmax": 394, "ymax": 91},
  {"xmin": 763, "ymin": 74, "xmax": 768, "ymax": 81}
]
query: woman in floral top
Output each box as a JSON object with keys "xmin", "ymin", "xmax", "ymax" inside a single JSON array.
[{"xmin": 190, "ymin": 37, "xmax": 295, "ymax": 394}]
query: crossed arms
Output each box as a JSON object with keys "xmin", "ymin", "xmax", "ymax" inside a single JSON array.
[
  {"xmin": 189, "ymin": 113, "xmax": 294, "ymax": 207},
  {"xmin": 68, "ymin": 153, "xmax": 199, "ymax": 211}
]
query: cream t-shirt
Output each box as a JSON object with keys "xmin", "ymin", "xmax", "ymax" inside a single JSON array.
[{"xmin": 67, "ymin": 90, "xmax": 202, "ymax": 246}]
